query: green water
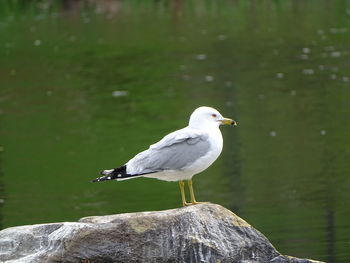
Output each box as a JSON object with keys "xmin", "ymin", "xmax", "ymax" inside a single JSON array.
[{"xmin": 1, "ymin": 1, "xmax": 350, "ymax": 262}]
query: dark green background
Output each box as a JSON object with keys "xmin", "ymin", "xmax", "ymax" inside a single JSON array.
[{"xmin": 1, "ymin": 1, "xmax": 349, "ymax": 262}]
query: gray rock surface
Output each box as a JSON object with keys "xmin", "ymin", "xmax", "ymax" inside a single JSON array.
[{"xmin": 0, "ymin": 203, "xmax": 324, "ymax": 263}]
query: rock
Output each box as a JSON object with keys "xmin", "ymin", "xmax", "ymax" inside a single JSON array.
[{"xmin": 0, "ymin": 203, "xmax": 324, "ymax": 263}]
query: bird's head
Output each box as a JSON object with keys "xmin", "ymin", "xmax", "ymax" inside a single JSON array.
[{"xmin": 188, "ymin": 106, "xmax": 237, "ymax": 129}]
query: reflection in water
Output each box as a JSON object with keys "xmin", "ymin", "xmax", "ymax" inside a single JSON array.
[
  {"xmin": 326, "ymin": 209, "xmax": 335, "ymax": 263},
  {"xmin": 62, "ymin": 0, "xmax": 123, "ymax": 18},
  {"xmin": 1, "ymin": 1, "xmax": 350, "ymax": 262}
]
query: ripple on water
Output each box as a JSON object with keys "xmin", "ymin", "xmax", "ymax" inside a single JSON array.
[
  {"xmin": 302, "ymin": 69, "xmax": 314, "ymax": 75},
  {"xmin": 225, "ymin": 81, "xmax": 232, "ymax": 87},
  {"xmin": 269, "ymin": 131, "xmax": 277, "ymax": 137},
  {"xmin": 34, "ymin": 39, "xmax": 41, "ymax": 46},
  {"xmin": 196, "ymin": 54, "xmax": 207, "ymax": 60},
  {"xmin": 302, "ymin": 47, "xmax": 311, "ymax": 54},
  {"xmin": 218, "ymin": 35, "xmax": 227, "ymax": 40},
  {"xmin": 300, "ymin": 54, "xmax": 309, "ymax": 60},
  {"xmin": 276, "ymin": 73, "xmax": 284, "ymax": 79},
  {"xmin": 330, "ymin": 51, "xmax": 341, "ymax": 58},
  {"xmin": 112, "ymin": 91, "xmax": 128, "ymax": 97},
  {"xmin": 205, "ymin": 75, "xmax": 214, "ymax": 82}
]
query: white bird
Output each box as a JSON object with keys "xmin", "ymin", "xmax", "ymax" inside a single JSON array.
[{"xmin": 92, "ymin": 106, "xmax": 237, "ymax": 206}]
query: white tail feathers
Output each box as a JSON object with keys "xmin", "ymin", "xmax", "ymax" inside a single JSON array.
[{"xmin": 101, "ymin": 169, "xmax": 114, "ymax": 175}]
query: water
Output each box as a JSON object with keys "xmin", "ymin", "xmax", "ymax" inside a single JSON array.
[{"xmin": 1, "ymin": 1, "xmax": 350, "ymax": 262}]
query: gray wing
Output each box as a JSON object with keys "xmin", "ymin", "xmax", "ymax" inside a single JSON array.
[{"xmin": 126, "ymin": 128, "xmax": 210, "ymax": 175}]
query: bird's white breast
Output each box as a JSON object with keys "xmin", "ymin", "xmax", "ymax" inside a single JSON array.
[{"xmin": 181, "ymin": 127, "xmax": 223, "ymax": 178}]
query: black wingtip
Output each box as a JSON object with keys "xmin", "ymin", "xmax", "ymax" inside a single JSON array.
[{"xmin": 91, "ymin": 176, "xmax": 104, "ymax": 183}]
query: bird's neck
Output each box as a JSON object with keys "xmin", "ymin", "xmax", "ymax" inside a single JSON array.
[{"xmin": 188, "ymin": 121, "xmax": 220, "ymax": 130}]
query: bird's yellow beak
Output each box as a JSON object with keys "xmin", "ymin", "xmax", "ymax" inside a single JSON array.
[{"xmin": 221, "ymin": 118, "xmax": 238, "ymax": 126}]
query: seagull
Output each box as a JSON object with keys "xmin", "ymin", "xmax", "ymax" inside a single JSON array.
[{"xmin": 92, "ymin": 106, "xmax": 237, "ymax": 206}]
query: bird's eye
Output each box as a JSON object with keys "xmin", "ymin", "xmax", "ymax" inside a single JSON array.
[{"xmin": 211, "ymin": 114, "xmax": 217, "ymax": 118}]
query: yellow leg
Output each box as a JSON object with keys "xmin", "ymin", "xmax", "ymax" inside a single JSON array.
[
  {"xmin": 188, "ymin": 179, "xmax": 197, "ymax": 204},
  {"xmin": 179, "ymin": 180, "xmax": 190, "ymax": 206},
  {"xmin": 188, "ymin": 179, "xmax": 207, "ymax": 205}
]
